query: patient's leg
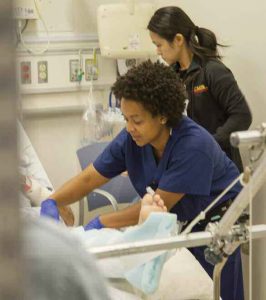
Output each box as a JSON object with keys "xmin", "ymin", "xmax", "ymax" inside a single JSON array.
[
  {"xmin": 139, "ymin": 194, "xmax": 167, "ymax": 224},
  {"xmin": 124, "ymin": 195, "xmax": 175, "ymax": 295}
]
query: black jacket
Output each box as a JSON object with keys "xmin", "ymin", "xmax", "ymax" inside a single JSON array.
[{"xmin": 174, "ymin": 58, "xmax": 252, "ymax": 172}]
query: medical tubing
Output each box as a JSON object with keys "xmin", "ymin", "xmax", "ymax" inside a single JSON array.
[
  {"xmin": 182, "ymin": 173, "xmax": 244, "ymax": 235},
  {"xmin": 18, "ymin": 0, "xmax": 50, "ymax": 55}
]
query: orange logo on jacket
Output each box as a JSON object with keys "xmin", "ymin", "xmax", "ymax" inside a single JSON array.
[{"xmin": 193, "ymin": 84, "xmax": 208, "ymax": 94}]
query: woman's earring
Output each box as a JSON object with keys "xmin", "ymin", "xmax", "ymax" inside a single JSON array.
[{"xmin": 161, "ymin": 119, "xmax": 166, "ymax": 125}]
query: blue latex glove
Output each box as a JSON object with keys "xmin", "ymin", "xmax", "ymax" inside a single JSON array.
[
  {"xmin": 40, "ymin": 199, "xmax": 60, "ymax": 221},
  {"xmin": 84, "ymin": 216, "xmax": 104, "ymax": 231}
]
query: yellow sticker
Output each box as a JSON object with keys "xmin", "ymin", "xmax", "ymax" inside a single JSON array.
[{"xmin": 193, "ymin": 84, "xmax": 208, "ymax": 94}]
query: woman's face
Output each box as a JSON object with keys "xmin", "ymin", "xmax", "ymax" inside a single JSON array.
[
  {"xmin": 149, "ymin": 31, "xmax": 180, "ymax": 65},
  {"xmin": 120, "ymin": 98, "xmax": 168, "ymax": 148}
]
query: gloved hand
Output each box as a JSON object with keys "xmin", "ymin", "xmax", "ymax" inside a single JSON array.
[
  {"xmin": 84, "ymin": 216, "xmax": 104, "ymax": 231},
  {"xmin": 40, "ymin": 199, "xmax": 60, "ymax": 221}
]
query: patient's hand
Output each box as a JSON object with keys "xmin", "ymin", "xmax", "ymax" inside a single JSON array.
[
  {"xmin": 139, "ymin": 194, "xmax": 167, "ymax": 224},
  {"xmin": 58, "ymin": 206, "xmax": 75, "ymax": 226}
]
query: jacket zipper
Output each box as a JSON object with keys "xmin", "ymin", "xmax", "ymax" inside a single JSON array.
[{"xmin": 190, "ymin": 79, "xmax": 195, "ymax": 120}]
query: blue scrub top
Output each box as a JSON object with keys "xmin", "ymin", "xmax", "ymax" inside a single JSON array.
[{"xmin": 93, "ymin": 116, "xmax": 241, "ymax": 221}]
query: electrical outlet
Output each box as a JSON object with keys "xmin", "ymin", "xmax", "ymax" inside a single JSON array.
[
  {"xmin": 85, "ymin": 58, "xmax": 98, "ymax": 81},
  {"xmin": 69, "ymin": 59, "xmax": 80, "ymax": 82},
  {"xmin": 38, "ymin": 61, "xmax": 48, "ymax": 83},
  {"xmin": 20, "ymin": 61, "xmax": 31, "ymax": 84}
]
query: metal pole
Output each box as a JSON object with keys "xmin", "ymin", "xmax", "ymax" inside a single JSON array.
[
  {"xmin": 218, "ymin": 151, "xmax": 266, "ymax": 236},
  {"xmin": 89, "ymin": 231, "xmax": 213, "ymax": 258},
  {"xmin": 0, "ymin": 1, "xmax": 23, "ymax": 299},
  {"xmin": 213, "ymin": 257, "xmax": 228, "ymax": 300},
  {"xmin": 88, "ymin": 225, "xmax": 266, "ymax": 259}
]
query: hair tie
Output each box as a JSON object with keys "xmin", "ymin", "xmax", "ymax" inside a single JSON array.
[{"xmin": 194, "ymin": 26, "xmax": 199, "ymax": 35}]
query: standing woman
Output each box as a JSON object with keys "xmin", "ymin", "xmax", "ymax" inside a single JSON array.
[{"xmin": 148, "ymin": 6, "xmax": 252, "ymax": 172}]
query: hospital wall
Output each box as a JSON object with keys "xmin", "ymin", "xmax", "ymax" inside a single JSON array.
[{"xmin": 19, "ymin": 1, "xmax": 266, "ymax": 299}]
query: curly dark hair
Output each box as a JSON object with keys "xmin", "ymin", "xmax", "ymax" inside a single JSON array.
[{"xmin": 112, "ymin": 60, "xmax": 186, "ymax": 127}]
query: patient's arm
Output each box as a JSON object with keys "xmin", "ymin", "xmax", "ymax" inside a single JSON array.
[{"xmin": 20, "ymin": 173, "xmax": 75, "ymax": 226}]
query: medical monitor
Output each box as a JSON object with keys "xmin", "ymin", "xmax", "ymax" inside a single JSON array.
[{"xmin": 97, "ymin": 3, "xmax": 156, "ymax": 59}]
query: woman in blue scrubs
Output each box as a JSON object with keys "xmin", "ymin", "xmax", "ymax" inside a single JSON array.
[{"xmin": 42, "ymin": 60, "xmax": 243, "ymax": 300}]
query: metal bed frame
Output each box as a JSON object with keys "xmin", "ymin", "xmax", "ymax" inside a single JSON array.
[{"xmin": 88, "ymin": 124, "xmax": 266, "ymax": 300}]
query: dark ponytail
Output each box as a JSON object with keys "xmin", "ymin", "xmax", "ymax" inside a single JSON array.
[{"xmin": 148, "ymin": 6, "xmax": 225, "ymax": 63}]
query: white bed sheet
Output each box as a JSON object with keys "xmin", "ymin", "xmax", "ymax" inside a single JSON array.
[
  {"xmin": 73, "ymin": 220, "xmax": 213, "ymax": 300},
  {"xmin": 107, "ymin": 248, "xmax": 213, "ymax": 300},
  {"xmin": 155, "ymin": 248, "xmax": 213, "ymax": 300}
]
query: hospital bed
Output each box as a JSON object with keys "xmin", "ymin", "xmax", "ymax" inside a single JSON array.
[
  {"xmin": 20, "ymin": 121, "xmax": 266, "ymax": 300},
  {"xmin": 85, "ymin": 125, "xmax": 266, "ymax": 300},
  {"xmin": 19, "ymin": 121, "xmax": 53, "ymax": 218}
]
